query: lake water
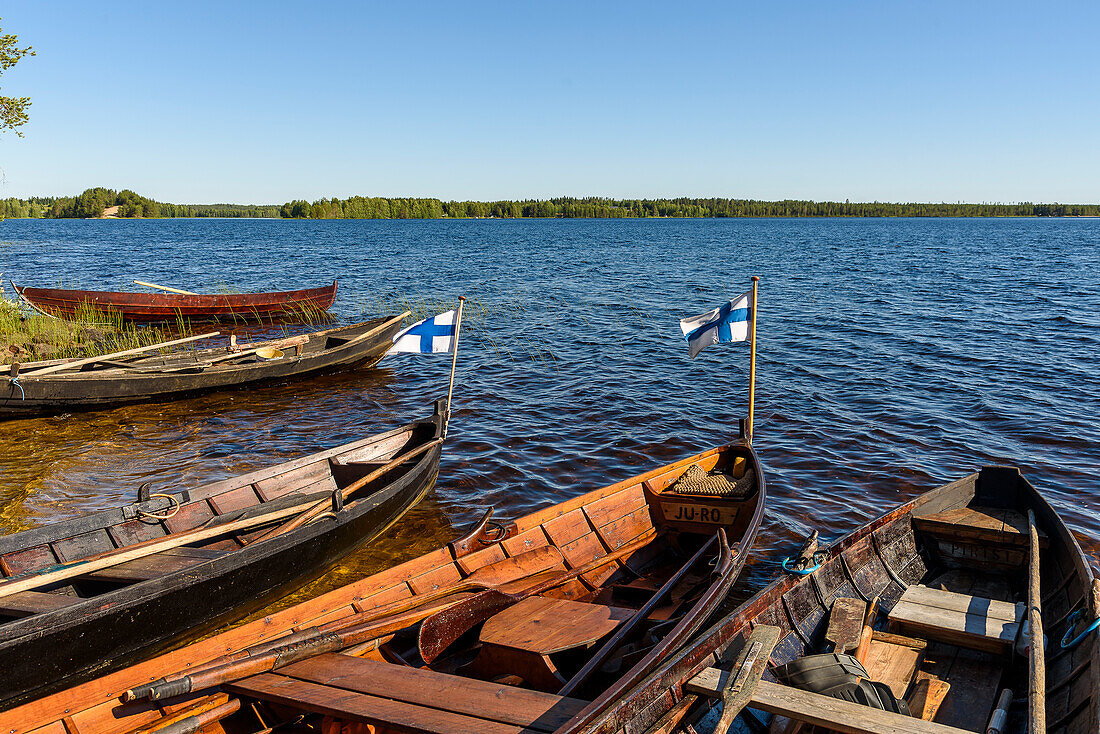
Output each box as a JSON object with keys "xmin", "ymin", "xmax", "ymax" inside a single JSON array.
[{"xmin": 0, "ymin": 217, "xmax": 1097, "ymax": 604}]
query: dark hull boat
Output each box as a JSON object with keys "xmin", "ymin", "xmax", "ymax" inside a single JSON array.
[
  {"xmin": 0, "ymin": 401, "xmax": 444, "ymax": 711},
  {"xmin": 599, "ymin": 466, "xmax": 1099, "ymax": 734},
  {"xmin": 3, "ymin": 431, "xmax": 765, "ymax": 733},
  {"xmin": 11, "ymin": 280, "xmax": 338, "ymax": 323},
  {"xmin": 0, "ymin": 316, "xmax": 406, "ymax": 418}
]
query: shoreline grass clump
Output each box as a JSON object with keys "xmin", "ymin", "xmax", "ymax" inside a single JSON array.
[{"xmin": 0, "ymin": 294, "xmax": 173, "ymax": 364}]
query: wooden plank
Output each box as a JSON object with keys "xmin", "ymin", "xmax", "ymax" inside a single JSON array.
[
  {"xmin": 479, "ymin": 596, "xmax": 632, "ymax": 655},
  {"xmin": 79, "ymin": 548, "xmax": 226, "ymax": 584},
  {"xmin": 106, "ymin": 518, "xmax": 167, "ymax": 548},
  {"xmin": 501, "ymin": 527, "xmax": 551, "ymax": 557},
  {"xmin": 1, "ymin": 544, "xmax": 58, "ymax": 576},
  {"xmin": 863, "ymin": 639, "xmax": 924, "ymax": 699},
  {"xmin": 454, "ymin": 544, "xmax": 508, "ymax": 577},
  {"xmin": 407, "ymin": 563, "xmax": 463, "ymax": 595},
  {"xmin": 682, "ymin": 676, "xmax": 969, "ymax": 734},
  {"xmin": 912, "ymin": 507, "xmax": 1047, "ymax": 548},
  {"xmin": 51, "ymin": 530, "xmax": 115, "ymax": 563},
  {"xmin": 542, "ymin": 509, "xmax": 592, "ymax": 548},
  {"xmin": 279, "ymin": 653, "xmax": 588, "ymax": 731},
  {"xmin": 889, "ymin": 601, "xmax": 1019, "ymax": 654},
  {"xmin": 896, "ymin": 586, "xmax": 1023, "ymax": 623},
  {"xmin": 916, "ymin": 646, "xmax": 1002, "ymax": 731},
  {"xmin": 228, "ymin": 673, "xmax": 534, "ymax": 734},
  {"xmin": 582, "ymin": 485, "xmax": 646, "ymax": 529},
  {"xmin": 0, "ymin": 589, "xmax": 79, "ymax": 617},
  {"xmin": 592, "ymin": 505, "xmax": 653, "ymax": 552},
  {"xmin": 163, "ymin": 500, "xmax": 214, "ymax": 534},
  {"xmin": 208, "ymin": 485, "xmax": 262, "ymax": 515}
]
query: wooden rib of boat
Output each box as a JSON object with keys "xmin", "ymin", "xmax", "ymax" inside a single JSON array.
[
  {"xmin": 600, "ymin": 465, "xmax": 1099, "ymax": 734},
  {"xmin": 1, "ymin": 430, "xmax": 765, "ymax": 732},
  {"xmin": 10, "ymin": 280, "xmax": 338, "ymax": 323},
  {"xmin": 0, "ymin": 400, "xmax": 445, "ymax": 711},
  {"xmin": 0, "ymin": 315, "xmax": 406, "ymax": 418}
]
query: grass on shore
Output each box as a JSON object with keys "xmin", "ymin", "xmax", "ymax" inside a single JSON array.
[{"xmin": 0, "ymin": 296, "xmax": 174, "ymax": 364}]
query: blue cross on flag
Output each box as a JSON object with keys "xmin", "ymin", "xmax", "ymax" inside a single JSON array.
[
  {"xmin": 391, "ymin": 310, "xmax": 459, "ymax": 354},
  {"xmin": 679, "ymin": 290, "xmax": 752, "ymax": 359}
]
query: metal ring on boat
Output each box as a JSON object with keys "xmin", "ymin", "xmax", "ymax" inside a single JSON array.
[
  {"xmin": 136, "ymin": 493, "xmax": 181, "ymax": 521},
  {"xmin": 1061, "ymin": 609, "xmax": 1100, "ymax": 649},
  {"xmin": 782, "ymin": 555, "xmax": 824, "ymax": 575}
]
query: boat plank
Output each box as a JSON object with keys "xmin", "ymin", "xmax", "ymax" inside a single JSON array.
[
  {"xmin": 684, "ymin": 675, "xmax": 968, "ymax": 734},
  {"xmin": 228, "ymin": 673, "xmax": 536, "ymax": 734},
  {"xmin": 279, "ymin": 653, "xmax": 589, "ymax": 730}
]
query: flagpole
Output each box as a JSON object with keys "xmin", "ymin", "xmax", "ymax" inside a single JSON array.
[
  {"xmin": 746, "ymin": 276, "xmax": 759, "ymax": 444},
  {"xmin": 444, "ymin": 296, "xmax": 466, "ymax": 439}
]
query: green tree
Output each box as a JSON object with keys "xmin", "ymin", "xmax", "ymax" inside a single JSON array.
[{"xmin": 0, "ymin": 18, "xmax": 34, "ymax": 137}]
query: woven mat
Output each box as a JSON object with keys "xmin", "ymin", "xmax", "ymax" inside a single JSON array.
[{"xmin": 671, "ymin": 464, "xmax": 756, "ymax": 497}]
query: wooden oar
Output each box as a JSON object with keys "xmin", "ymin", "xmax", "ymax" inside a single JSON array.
[
  {"xmin": 0, "ymin": 496, "xmax": 329, "ymax": 601},
  {"xmin": 559, "ymin": 533, "xmax": 719, "ymax": 696},
  {"xmin": 824, "ymin": 597, "xmax": 866, "ymax": 654},
  {"xmin": 132, "ymin": 530, "xmax": 658, "ymax": 702},
  {"xmin": 418, "ymin": 527, "xmax": 660, "ymax": 663},
  {"xmin": 133, "ymin": 280, "xmax": 199, "ymax": 296},
  {"xmin": 1027, "ymin": 510, "xmax": 1046, "ymax": 733},
  {"xmin": 126, "ymin": 545, "xmax": 570, "ymax": 701},
  {"xmin": 853, "ymin": 595, "xmax": 879, "ymax": 664},
  {"xmin": 4, "ymin": 331, "xmax": 220, "ymax": 377},
  {"xmin": 713, "ymin": 625, "xmax": 781, "ymax": 734}
]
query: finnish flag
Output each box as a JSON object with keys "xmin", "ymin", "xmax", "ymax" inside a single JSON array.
[
  {"xmin": 391, "ymin": 310, "xmax": 458, "ymax": 354},
  {"xmin": 679, "ymin": 291, "xmax": 752, "ymax": 359}
]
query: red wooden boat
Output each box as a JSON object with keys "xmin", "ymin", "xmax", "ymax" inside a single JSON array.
[{"xmin": 10, "ymin": 280, "xmax": 338, "ymax": 323}]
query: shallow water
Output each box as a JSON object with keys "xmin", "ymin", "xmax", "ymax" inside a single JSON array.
[{"xmin": 1, "ymin": 217, "xmax": 1097, "ymax": 606}]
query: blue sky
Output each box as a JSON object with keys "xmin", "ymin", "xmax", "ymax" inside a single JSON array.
[{"xmin": 0, "ymin": 1, "xmax": 1097, "ymax": 204}]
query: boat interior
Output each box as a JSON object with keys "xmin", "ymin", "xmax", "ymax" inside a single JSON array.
[
  {"xmin": 673, "ymin": 466, "xmax": 1097, "ymax": 734},
  {"xmin": 18, "ymin": 442, "xmax": 763, "ymax": 734},
  {"xmin": 0, "ymin": 420, "xmax": 432, "ymax": 634},
  {"xmin": 10, "ymin": 317, "xmax": 398, "ymax": 378}
]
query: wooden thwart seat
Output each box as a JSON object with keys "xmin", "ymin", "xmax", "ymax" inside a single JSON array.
[
  {"xmin": 466, "ymin": 595, "xmax": 633, "ymax": 691},
  {"xmin": 686, "ymin": 669, "xmax": 971, "ymax": 734},
  {"xmin": 887, "ymin": 585, "xmax": 1023, "ymax": 655},
  {"xmin": 0, "ymin": 589, "xmax": 78, "ymax": 618},
  {"xmin": 912, "ymin": 506, "xmax": 1047, "ymax": 549},
  {"xmin": 77, "ymin": 547, "xmax": 227, "ymax": 584},
  {"xmin": 228, "ymin": 652, "xmax": 589, "ymax": 734}
]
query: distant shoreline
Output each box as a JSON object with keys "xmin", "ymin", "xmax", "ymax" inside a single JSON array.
[{"xmin": 3, "ymin": 189, "xmax": 1099, "ymax": 220}]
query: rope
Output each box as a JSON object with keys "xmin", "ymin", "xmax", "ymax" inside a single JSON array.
[
  {"xmin": 1061, "ymin": 609, "xmax": 1100, "ymax": 649},
  {"xmin": 782, "ymin": 551, "xmax": 827, "ymax": 575},
  {"xmin": 8, "ymin": 378, "xmax": 24, "ymax": 400},
  {"xmin": 137, "ymin": 493, "xmax": 181, "ymax": 521}
]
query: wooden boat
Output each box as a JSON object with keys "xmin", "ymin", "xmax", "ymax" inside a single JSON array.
[
  {"xmin": 596, "ymin": 465, "xmax": 1100, "ymax": 734},
  {"xmin": 10, "ymin": 280, "xmax": 338, "ymax": 323},
  {"xmin": 1, "ymin": 430, "xmax": 765, "ymax": 731},
  {"xmin": 0, "ymin": 400, "xmax": 445, "ymax": 711},
  {"xmin": 0, "ymin": 316, "xmax": 406, "ymax": 418}
]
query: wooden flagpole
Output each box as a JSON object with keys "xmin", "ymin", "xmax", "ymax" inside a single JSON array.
[
  {"xmin": 444, "ymin": 296, "xmax": 466, "ymax": 438},
  {"xmin": 746, "ymin": 276, "xmax": 759, "ymax": 443}
]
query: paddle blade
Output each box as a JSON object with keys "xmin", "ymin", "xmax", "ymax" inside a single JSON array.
[
  {"xmin": 417, "ymin": 589, "xmax": 517, "ymax": 663},
  {"xmin": 824, "ymin": 597, "xmax": 866, "ymax": 654}
]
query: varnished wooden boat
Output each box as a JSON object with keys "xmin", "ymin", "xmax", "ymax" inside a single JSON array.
[
  {"xmin": 1, "ymin": 430, "xmax": 765, "ymax": 732},
  {"xmin": 0, "ymin": 401, "xmax": 444, "ymax": 711},
  {"xmin": 0, "ymin": 316, "xmax": 406, "ymax": 418},
  {"xmin": 600, "ymin": 465, "xmax": 1099, "ymax": 734},
  {"xmin": 11, "ymin": 280, "xmax": 338, "ymax": 323}
]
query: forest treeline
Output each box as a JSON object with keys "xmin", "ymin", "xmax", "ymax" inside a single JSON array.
[
  {"xmin": 2, "ymin": 189, "xmax": 1098, "ymax": 220},
  {"xmin": 0, "ymin": 188, "xmax": 278, "ymax": 219}
]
